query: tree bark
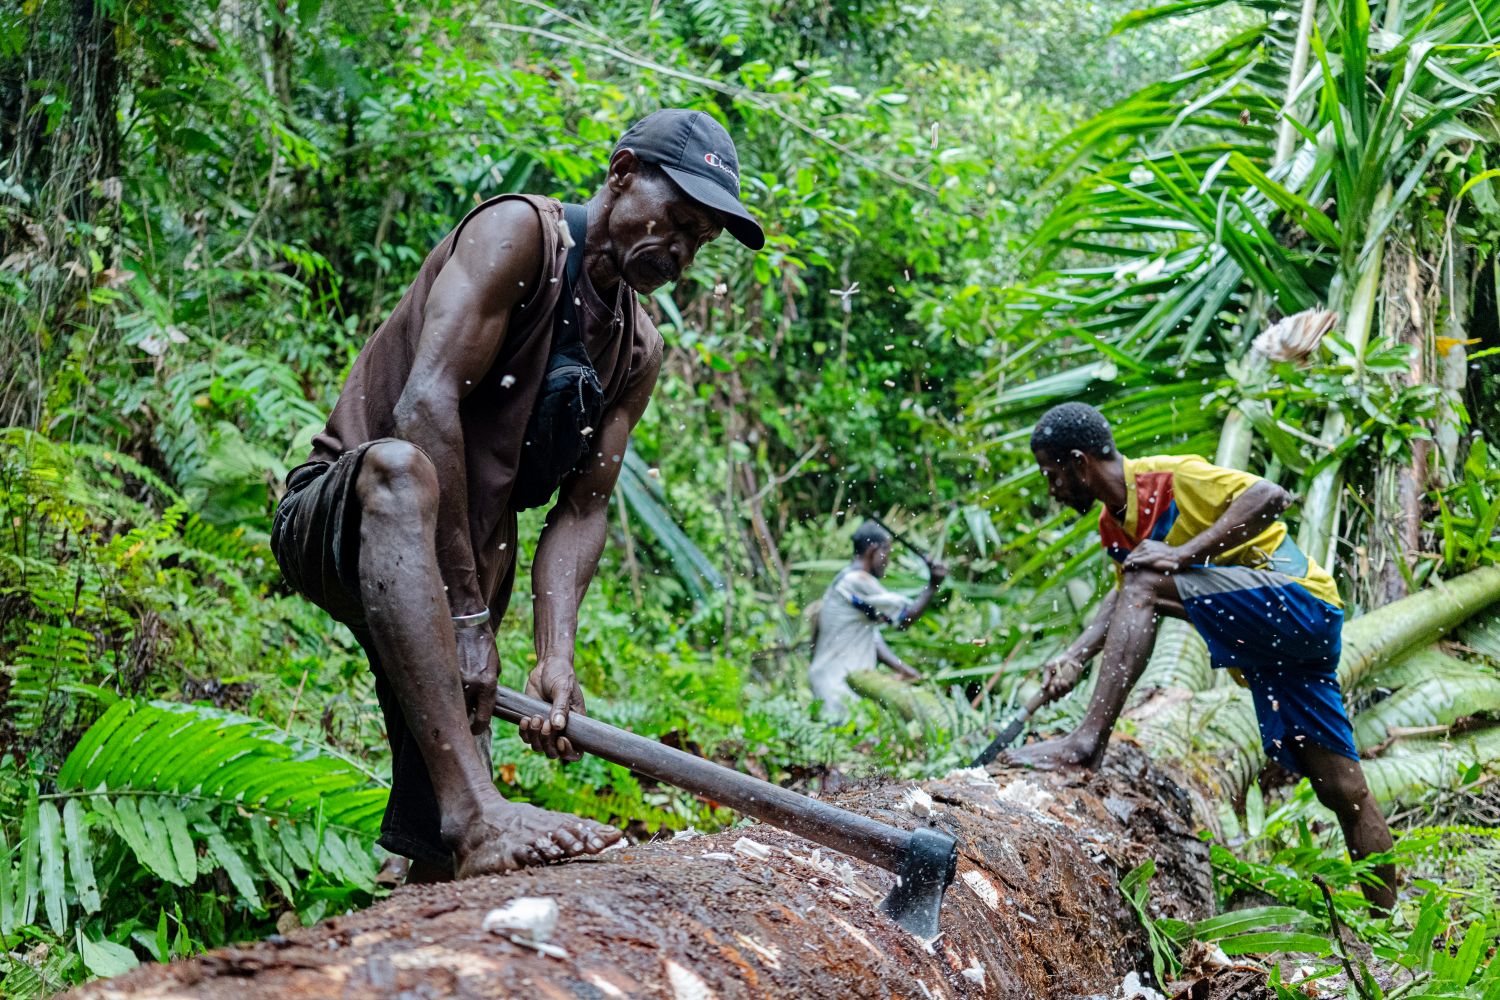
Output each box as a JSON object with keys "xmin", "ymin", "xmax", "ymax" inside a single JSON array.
[
  {"xmin": 1372, "ymin": 243, "xmax": 1430, "ymax": 605},
  {"xmin": 1433, "ymin": 243, "xmax": 1471, "ymax": 479},
  {"xmin": 75, "ymin": 747, "xmax": 1212, "ymax": 999}
]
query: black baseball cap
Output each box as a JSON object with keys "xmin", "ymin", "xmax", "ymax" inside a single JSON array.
[{"xmin": 615, "ymin": 109, "xmax": 765, "ymax": 251}]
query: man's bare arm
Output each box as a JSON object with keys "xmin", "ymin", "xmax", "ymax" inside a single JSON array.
[
  {"xmin": 519, "ymin": 343, "xmax": 661, "ymax": 759},
  {"xmin": 1124, "ymin": 480, "xmax": 1291, "ymax": 574},
  {"xmin": 1037, "ymin": 587, "xmax": 1119, "ymax": 700},
  {"xmin": 875, "ymin": 633, "xmax": 920, "ymax": 679},
  {"xmin": 894, "ymin": 560, "xmax": 947, "ymax": 630},
  {"xmin": 390, "ymin": 202, "xmax": 542, "ymax": 614},
  {"xmin": 1176, "ymin": 480, "xmax": 1291, "ymax": 564},
  {"xmin": 1065, "ymin": 588, "xmax": 1117, "ymax": 664}
]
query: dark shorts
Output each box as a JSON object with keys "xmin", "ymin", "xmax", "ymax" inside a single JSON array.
[
  {"xmin": 1175, "ymin": 565, "xmax": 1358, "ymax": 774},
  {"xmin": 271, "ymin": 440, "xmax": 461, "ymax": 869}
]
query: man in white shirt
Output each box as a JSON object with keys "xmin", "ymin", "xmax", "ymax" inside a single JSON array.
[{"xmin": 808, "ymin": 521, "xmax": 946, "ymax": 722}]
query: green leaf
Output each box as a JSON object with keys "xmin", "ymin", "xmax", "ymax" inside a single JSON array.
[
  {"xmin": 1224, "ymin": 152, "xmax": 1341, "ymax": 245},
  {"xmin": 318, "ymin": 830, "xmax": 373, "ymax": 891},
  {"xmin": 1217, "ymin": 931, "xmax": 1332, "ymax": 956},
  {"xmin": 248, "ymin": 817, "xmax": 297, "ymax": 900},
  {"xmin": 19, "ymin": 785, "xmax": 40, "ymax": 927},
  {"xmin": 76, "ymin": 930, "xmax": 139, "ymax": 978},
  {"xmin": 0, "ymin": 824, "xmax": 15, "ymax": 936},
  {"xmin": 107, "ymin": 796, "xmax": 183, "ymax": 886},
  {"xmin": 1456, "ymin": 168, "xmax": 1500, "ymax": 201},
  {"xmin": 63, "ymin": 799, "xmax": 101, "ymax": 914},
  {"xmin": 158, "ymin": 800, "xmax": 199, "ymax": 883},
  {"xmin": 37, "ymin": 801, "xmax": 66, "ymax": 934},
  {"xmin": 1435, "ymin": 918, "xmax": 1486, "ymax": 986},
  {"xmin": 136, "ymin": 798, "xmax": 192, "ymax": 886},
  {"xmin": 1192, "ymin": 906, "xmax": 1310, "ymax": 941},
  {"xmin": 1404, "ymin": 902, "xmax": 1444, "ymax": 970},
  {"xmin": 277, "ymin": 821, "xmax": 315, "ymax": 872},
  {"xmin": 61, "ymin": 701, "xmax": 385, "ymax": 837},
  {"xmin": 195, "ymin": 818, "xmax": 263, "ymax": 913}
]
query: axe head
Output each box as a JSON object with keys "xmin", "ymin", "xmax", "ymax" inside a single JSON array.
[{"xmin": 878, "ymin": 826, "xmax": 958, "ymax": 939}]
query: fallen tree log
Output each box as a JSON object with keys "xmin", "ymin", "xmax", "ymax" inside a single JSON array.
[
  {"xmin": 76, "ymin": 746, "xmax": 1211, "ymax": 999},
  {"xmin": 848, "ymin": 669, "xmax": 950, "ymax": 724}
]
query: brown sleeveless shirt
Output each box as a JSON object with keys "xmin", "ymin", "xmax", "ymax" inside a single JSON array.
[{"xmin": 301, "ymin": 194, "xmax": 663, "ymax": 605}]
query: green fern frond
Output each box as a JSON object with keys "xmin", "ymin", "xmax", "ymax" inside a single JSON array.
[
  {"xmin": 3, "ymin": 621, "xmax": 111, "ymax": 733},
  {"xmin": 0, "ymin": 701, "xmax": 389, "ymax": 942},
  {"xmin": 58, "ymin": 700, "xmax": 388, "ymax": 832}
]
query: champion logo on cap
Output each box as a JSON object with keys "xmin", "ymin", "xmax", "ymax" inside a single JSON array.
[
  {"xmin": 614, "ymin": 109, "xmax": 765, "ymax": 249},
  {"xmin": 704, "ymin": 152, "xmax": 739, "ymax": 190}
]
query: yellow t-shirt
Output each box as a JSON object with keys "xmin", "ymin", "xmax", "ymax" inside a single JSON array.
[{"xmin": 1098, "ymin": 455, "xmax": 1341, "ymax": 608}]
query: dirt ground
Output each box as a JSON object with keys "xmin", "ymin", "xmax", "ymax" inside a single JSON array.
[{"xmin": 75, "ymin": 743, "xmax": 1213, "ymax": 999}]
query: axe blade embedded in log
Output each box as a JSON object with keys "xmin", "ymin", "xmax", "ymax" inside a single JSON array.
[
  {"xmin": 971, "ymin": 689, "xmax": 1048, "ymax": 768},
  {"xmin": 492, "ymin": 686, "xmax": 958, "ymax": 938}
]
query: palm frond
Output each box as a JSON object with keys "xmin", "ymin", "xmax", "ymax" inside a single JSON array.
[
  {"xmin": 1354, "ymin": 676, "xmax": 1500, "ymax": 750},
  {"xmin": 1362, "ymin": 728, "xmax": 1500, "ymax": 804},
  {"xmin": 615, "ymin": 445, "xmax": 724, "ymax": 601}
]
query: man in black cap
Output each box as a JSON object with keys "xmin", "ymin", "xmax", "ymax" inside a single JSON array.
[{"xmin": 271, "ymin": 110, "xmax": 763, "ymax": 880}]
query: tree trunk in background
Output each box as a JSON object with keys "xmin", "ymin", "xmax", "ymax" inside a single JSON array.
[
  {"xmin": 1298, "ymin": 183, "xmax": 1395, "ymax": 572},
  {"xmin": 0, "ymin": 0, "xmax": 121, "ymax": 428},
  {"xmin": 1434, "ymin": 245, "xmax": 1472, "ymax": 479},
  {"xmin": 77, "ymin": 749, "xmax": 1214, "ymax": 999},
  {"xmin": 72, "ymin": 0, "xmax": 120, "ymax": 210},
  {"xmin": 1371, "ymin": 243, "xmax": 1430, "ymax": 606},
  {"xmin": 1214, "ymin": 0, "xmax": 1317, "ymax": 476}
]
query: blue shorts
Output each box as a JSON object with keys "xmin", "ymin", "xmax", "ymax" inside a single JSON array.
[{"xmin": 1175, "ymin": 566, "xmax": 1356, "ymax": 774}]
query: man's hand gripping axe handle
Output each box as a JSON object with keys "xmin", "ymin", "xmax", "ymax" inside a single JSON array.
[{"xmin": 493, "ymin": 685, "xmax": 958, "ymax": 938}]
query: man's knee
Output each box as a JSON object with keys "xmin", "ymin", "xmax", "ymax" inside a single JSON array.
[
  {"xmin": 1121, "ymin": 569, "xmax": 1171, "ymax": 606},
  {"xmin": 356, "ymin": 440, "xmax": 438, "ymax": 516}
]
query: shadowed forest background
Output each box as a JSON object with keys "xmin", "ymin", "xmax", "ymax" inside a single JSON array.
[{"xmin": 3, "ymin": 0, "xmax": 1500, "ymax": 994}]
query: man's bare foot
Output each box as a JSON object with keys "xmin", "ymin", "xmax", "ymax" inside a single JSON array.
[
  {"xmin": 1002, "ymin": 732, "xmax": 1104, "ymax": 771},
  {"xmin": 450, "ymin": 799, "xmax": 621, "ymax": 878},
  {"xmin": 375, "ymin": 853, "xmax": 410, "ymax": 887}
]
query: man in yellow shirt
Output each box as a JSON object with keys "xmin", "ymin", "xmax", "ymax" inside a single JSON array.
[{"xmin": 1009, "ymin": 403, "xmax": 1394, "ymax": 910}]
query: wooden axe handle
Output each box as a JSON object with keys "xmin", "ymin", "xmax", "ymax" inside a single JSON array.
[
  {"xmin": 971, "ymin": 688, "xmax": 1049, "ymax": 767},
  {"xmin": 493, "ymin": 686, "xmax": 913, "ymax": 873}
]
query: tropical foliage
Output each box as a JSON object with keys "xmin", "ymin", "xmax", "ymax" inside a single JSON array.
[{"xmin": 1, "ymin": 0, "xmax": 1497, "ymax": 994}]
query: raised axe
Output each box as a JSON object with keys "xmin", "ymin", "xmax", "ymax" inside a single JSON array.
[
  {"xmin": 971, "ymin": 688, "xmax": 1048, "ymax": 768},
  {"xmin": 869, "ymin": 515, "xmax": 935, "ymax": 571},
  {"xmin": 492, "ymin": 686, "xmax": 958, "ymax": 938}
]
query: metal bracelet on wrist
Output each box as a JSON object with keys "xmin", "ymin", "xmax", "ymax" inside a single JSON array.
[{"xmin": 451, "ymin": 608, "xmax": 491, "ymax": 631}]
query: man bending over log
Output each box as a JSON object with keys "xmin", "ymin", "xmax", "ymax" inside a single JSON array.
[
  {"xmin": 808, "ymin": 521, "xmax": 946, "ymax": 723},
  {"xmin": 1009, "ymin": 402, "xmax": 1395, "ymax": 909},
  {"xmin": 271, "ymin": 110, "xmax": 764, "ymax": 880}
]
